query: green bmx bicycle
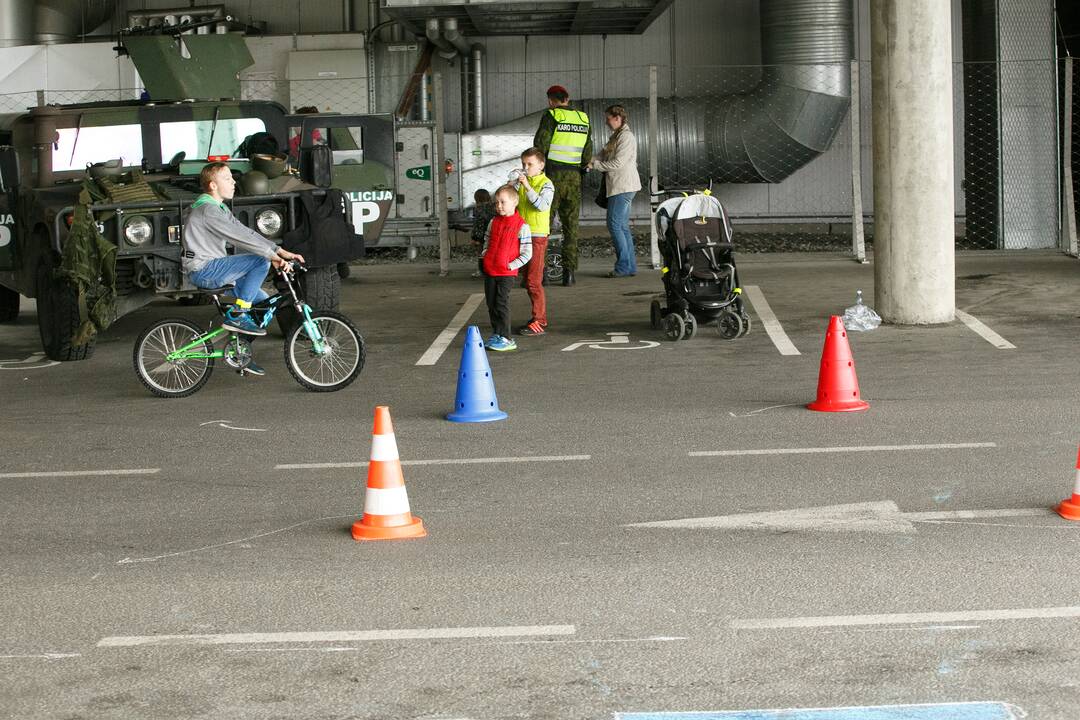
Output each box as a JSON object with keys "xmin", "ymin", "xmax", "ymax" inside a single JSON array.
[{"xmin": 133, "ymin": 263, "xmax": 365, "ymax": 398}]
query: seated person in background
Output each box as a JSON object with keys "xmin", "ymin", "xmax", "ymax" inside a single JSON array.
[
  {"xmin": 288, "ymin": 105, "xmax": 325, "ymax": 160},
  {"xmin": 470, "ymin": 188, "xmax": 495, "ymax": 278},
  {"xmin": 182, "ymin": 162, "xmax": 304, "ymax": 373}
]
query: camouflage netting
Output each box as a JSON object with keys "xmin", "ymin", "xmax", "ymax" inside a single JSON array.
[{"xmin": 58, "ymin": 184, "xmax": 118, "ymax": 344}]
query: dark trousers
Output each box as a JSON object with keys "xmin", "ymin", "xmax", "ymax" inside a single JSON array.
[{"xmin": 483, "ymin": 274, "xmax": 514, "ymax": 339}]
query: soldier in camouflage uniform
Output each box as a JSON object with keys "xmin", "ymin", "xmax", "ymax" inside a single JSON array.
[{"xmin": 534, "ymin": 85, "xmax": 592, "ymax": 286}]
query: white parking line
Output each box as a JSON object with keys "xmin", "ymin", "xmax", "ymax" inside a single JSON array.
[
  {"xmin": 98, "ymin": 624, "xmax": 576, "ymax": 647},
  {"xmin": 743, "ymin": 286, "xmax": 800, "ymax": 356},
  {"xmin": 955, "ymin": 309, "xmax": 1016, "ymax": 349},
  {"xmin": 0, "ymin": 468, "xmax": 160, "ymax": 479},
  {"xmin": 689, "ymin": 442, "xmax": 996, "ymax": 457},
  {"xmin": 275, "ymin": 455, "xmax": 591, "ymax": 470},
  {"xmin": 416, "ymin": 293, "xmax": 485, "ymax": 366},
  {"xmin": 732, "ymin": 605, "xmax": 1080, "ymax": 630}
]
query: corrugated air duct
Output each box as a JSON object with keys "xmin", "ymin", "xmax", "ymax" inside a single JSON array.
[
  {"xmin": 712, "ymin": 0, "xmax": 852, "ymax": 182},
  {"xmin": 462, "ymin": 0, "xmax": 851, "ymax": 186}
]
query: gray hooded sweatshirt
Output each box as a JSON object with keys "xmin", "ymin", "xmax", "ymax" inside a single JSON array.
[{"xmin": 181, "ymin": 193, "xmax": 279, "ymax": 274}]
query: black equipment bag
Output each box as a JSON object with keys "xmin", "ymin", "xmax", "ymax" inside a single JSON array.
[{"xmin": 282, "ymin": 189, "xmax": 364, "ymax": 267}]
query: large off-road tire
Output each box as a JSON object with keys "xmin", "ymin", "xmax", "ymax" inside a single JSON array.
[
  {"xmin": 36, "ymin": 261, "xmax": 95, "ymax": 361},
  {"xmin": 0, "ymin": 285, "xmax": 19, "ymax": 323},
  {"xmin": 304, "ymin": 264, "xmax": 340, "ymax": 310},
  {"xmin": 275, "ymin": 265, "xmax": 340, "ymax": 336}
]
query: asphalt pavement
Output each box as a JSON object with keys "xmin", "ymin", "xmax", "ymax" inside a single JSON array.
[{"xmin": 2, "ymin": 251, "xmax": 1079, "ymax": 719}]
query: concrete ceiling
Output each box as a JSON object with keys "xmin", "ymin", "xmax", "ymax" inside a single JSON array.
[{"xmin": 379, "ymin": 0, "xmax": 675, "ymax": 36}]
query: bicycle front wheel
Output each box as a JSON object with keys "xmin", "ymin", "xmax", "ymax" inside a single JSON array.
[
  {"xmin": 133, "ymin": 318, "xmax": 214, "ymax": 398},
  {"xmin": 284, "ymin": 310, "xmax": 365, "ymax": 392}
]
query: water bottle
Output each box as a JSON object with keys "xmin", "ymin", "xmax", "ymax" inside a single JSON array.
[{"xmin": 844, "ymin": 288, "xmax": 880, "ymax": 331}]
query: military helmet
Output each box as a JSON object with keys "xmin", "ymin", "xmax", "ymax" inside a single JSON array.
[{"xmin": 239, "ymin": 170, "xmax": 270, "ymax": 195}]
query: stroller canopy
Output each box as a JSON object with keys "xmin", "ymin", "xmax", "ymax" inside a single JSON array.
[{"xmin": 655, "ymin": 193, "xmax": 733, "ymax": 243}]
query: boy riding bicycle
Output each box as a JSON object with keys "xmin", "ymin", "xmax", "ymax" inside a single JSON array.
[{"xmin": 182, "ymin": 162, "xmax": 304, "ymax": 375}]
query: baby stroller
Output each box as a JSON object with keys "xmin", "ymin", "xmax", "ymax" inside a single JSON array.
[{"xmin": 651, "ymin": 191, "xmax": 751, "ymax": 341}]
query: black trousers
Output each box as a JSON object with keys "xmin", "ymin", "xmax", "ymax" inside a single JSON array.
[{"xmin": 483, "ymin": 274, "xmax": 514, "ymax": 338}]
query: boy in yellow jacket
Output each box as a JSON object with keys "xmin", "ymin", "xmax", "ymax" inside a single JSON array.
[{"xmin": 512, "ymin": 147, "xmax": 555, "ymax": 335}]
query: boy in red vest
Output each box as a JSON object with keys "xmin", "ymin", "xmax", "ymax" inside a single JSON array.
[{"xmin": 480, "ymin": 185, "xmax": 533, "ymax": 352}]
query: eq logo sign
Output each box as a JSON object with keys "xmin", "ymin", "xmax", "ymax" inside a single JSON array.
[{"xmin": 404, "ymin": 165, "xmax": 431, "ymax": 181}]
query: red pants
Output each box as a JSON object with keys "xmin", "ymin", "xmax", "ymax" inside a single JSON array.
[{"xmin": 521, "ymin": 235, "xmax": 548, "ymax": 326}]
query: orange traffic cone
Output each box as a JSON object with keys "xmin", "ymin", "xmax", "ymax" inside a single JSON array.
[
  {"xmin": 1057, "ymin": 447, "xmax": 1080, "ymax": 521},
  {"xmin": 807, "ymin": 315, "xmax": 870, "ymax": 412},
  {"xmin": 351, "ymin": 406, "xmax": 427, "ymax": 541}
]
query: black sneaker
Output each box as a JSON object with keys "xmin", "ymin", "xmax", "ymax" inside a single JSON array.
[{"xmin": 242, "ymin": 359, "xmax": 266, "ymax": 376}]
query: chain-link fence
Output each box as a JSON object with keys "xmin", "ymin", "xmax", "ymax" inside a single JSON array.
[
  {"xmin": 0, "ymin": 88, "xmax": 143, "ymax": 114},
  {"xmin": 1, "ymin": 56, "xmax": 1069, "ymax": 256}
]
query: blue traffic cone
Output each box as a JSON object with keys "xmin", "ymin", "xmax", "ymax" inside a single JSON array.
[{"xmin": 447, "ymin": 325, "xmax": 508, "ymax": 423}]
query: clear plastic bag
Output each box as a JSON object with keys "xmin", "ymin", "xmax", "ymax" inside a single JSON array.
[{"xmin": 843, "ymin": 290, "xmax": 881, "ymax": 332}]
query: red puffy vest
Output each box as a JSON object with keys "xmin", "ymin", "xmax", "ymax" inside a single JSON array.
[{"xmin": 482, "ymin": 212, "xmax": 526, "ymax": 277}]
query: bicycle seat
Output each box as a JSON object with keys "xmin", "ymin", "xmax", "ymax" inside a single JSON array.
[{"xmin": 196, "ymin": 285, "xmax": 235, "ymax": 295}]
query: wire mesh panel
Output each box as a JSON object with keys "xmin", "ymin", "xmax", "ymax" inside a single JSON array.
[
  {"xmin": 0, "ymin": 54, "xmax": 1064, "ymax": 256},
  {"xmin": 959, "ymin": 61, "xmax": 999, "ymax": 249}
]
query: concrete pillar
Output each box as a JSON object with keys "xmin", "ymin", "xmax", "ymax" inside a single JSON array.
[{"xmin": 870, "ymin": 0, "xmax": 955, "ymax": 324}]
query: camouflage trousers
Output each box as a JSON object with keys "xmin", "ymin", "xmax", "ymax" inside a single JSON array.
[{"xmin": 549, "ymin": 170, "xmax": 582, "ymax": 271}]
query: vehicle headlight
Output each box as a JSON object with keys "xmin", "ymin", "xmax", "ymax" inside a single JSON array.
[
  {"xmin": 256, "ymin": 208, "xmax": 283, "ymax": 238},
  {"xmin": 123, "ymin": 215, "xmax": 153, "ymax": 246}
]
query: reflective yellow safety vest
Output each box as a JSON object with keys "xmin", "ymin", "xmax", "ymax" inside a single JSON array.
[
  {"xmin": 517, "ymin": 172, "xmax": 551, "ymax": 237},
  {"xmin": 548, "ymin": 107, "xmax": 590, "ymax": 167}
]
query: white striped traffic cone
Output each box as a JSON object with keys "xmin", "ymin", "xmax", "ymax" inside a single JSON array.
[
  {"xmin": 351, "ymin": 406, "xmax": 426, "ymax": 541},
  {"xmin": 1057, "ymin": 446, "xmax": 1080, "ymax": 521}
]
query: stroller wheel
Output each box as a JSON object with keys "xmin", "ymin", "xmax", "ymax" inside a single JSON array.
[
  {"xmin": 650, "ymin": 300, "xmax": 663, "ymax": 330},
  {"xmin": 739, "ymin": 315, "xmax": 752, "ymax": 337},
  {"xmin": 716, "ymin": 310, "xmax": 743, "ymax": 340},
  {"xmin": 663, "ymin": 313, "xmax": 686, "ymax": 341},
  {"xmin": 545, "ymin": 252, "xmax": 564, "ymax": 283},
  {"xmin": 684, "ymin": 313, "xmax": 698, "ymax": 339}
]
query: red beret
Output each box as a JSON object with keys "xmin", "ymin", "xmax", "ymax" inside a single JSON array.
[{"xmin": 546, "ymin": 85, "xmax": 569, "ymax": 98}]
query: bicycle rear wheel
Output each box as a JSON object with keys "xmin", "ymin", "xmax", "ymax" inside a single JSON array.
[
  {"xmin": 284, "ymin": 310, "xmax": 365, "ymax": 392},
  {"xmin": 133, "ymin": 318, "xmax": 214, "ymax": 398}
]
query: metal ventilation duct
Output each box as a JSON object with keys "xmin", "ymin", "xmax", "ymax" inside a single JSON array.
[
  {"xmin": 35, "ymin": 0, "xmax": 115, "ymax": 44},
  {"xmin": 0, "ymin": 0, "xmax": 35, "ymax": 48},
  {"xmin": 712, "ymin": 0, "xmax": 852, "ymax": 182},
  {"xmin": 461, "ymin": 0, "xmax": 852, "ymax": 185}
]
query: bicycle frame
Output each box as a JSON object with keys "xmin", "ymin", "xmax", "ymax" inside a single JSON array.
[{"xmin": 164, "ymin": 266, "xmax": 329, "ymax": 362}]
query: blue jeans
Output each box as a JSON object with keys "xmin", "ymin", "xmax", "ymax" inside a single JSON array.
[
  {"xmin": 188, "ymin": 255, "xmax": 270, "ymax": 304},
  {"xmin": 606, "ymin": 192, "xmax": 637, "ymax": 275}
]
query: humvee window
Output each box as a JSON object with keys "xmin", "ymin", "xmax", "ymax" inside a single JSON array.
[
  {"xmin": 53, "ymin": 125, "xmax": 143, "ymax": 171},
  {"xmin": 160, "ymin": 118, "xmax": 266, "ymax": 161},
  {"xmin": 330, "ymin": 126, "xmax": 363, "ymax": 165}
]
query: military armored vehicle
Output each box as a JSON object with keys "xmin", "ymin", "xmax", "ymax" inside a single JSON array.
[{"xmin": 0, "ymin": 26, "xmax": 395, "ymax": 361}]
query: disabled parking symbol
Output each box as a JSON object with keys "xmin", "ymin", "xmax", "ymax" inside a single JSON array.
[{"xmin": 561, "ymin": 332, "xmax": 659, "ymax": 352}]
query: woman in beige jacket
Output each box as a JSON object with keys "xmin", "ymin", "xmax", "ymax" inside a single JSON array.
[{"xmin": 589, "ymin": 104, "xmax": 642, "ymax": 277}]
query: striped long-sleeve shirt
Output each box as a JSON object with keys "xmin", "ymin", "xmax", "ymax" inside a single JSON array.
[
  {"xmin": 480, "ymin": 218, "xmax": 533, "ymax": 270},
  {"xmin": 521, "ymin": 177, "xmax": 554, "ymax": 213}
]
